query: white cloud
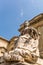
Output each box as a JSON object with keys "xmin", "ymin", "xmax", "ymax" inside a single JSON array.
[
  {"xmin": 20, "ymin": 9, "xmax": 24, "ymax": 17},
  {"xmin": 31, "ymin": 0, "xmax": 34, "ymax": 3}
]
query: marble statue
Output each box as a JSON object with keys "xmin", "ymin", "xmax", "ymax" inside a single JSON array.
[{"xmin": 3, "ymin": 27, "xmax": 41, "ymax": 65}]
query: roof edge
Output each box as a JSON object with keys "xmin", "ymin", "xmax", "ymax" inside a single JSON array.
[{"xmin": 18, "ymin": 13, "xmax": 43, "ymax": 32}]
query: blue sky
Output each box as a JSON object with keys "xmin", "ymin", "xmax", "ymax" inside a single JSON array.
[{"xmin": 0, "ymin": 0, "xmax": 43, "ymax": 40}]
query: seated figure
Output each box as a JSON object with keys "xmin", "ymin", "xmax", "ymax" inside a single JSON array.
[{"xmin": 3, "ymin": 27, "xmax": 40, "ymax": 64}]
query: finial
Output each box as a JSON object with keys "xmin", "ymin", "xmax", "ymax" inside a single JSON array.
[{"xmin": 25, "ymin": 21, "xmax": 29, "ymax": 27}]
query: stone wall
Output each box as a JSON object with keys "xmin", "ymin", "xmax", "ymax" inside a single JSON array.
[{"xmin": 37, "ymin": 26, "xmax": 43, "ymax": 58}]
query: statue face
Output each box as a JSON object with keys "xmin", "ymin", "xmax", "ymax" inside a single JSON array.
[
  {"xmin": 21, "ymin": 27, "xmax": 40, "ymax": 40},
  {"xmin": 18, "ymin": 33, "xmax": 39, "ymax": 50}
]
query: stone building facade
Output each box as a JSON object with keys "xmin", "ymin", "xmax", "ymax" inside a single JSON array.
[
  {"xmin": 7, "ymin": 36, "xmax": 18, "ymax": 51},
  {"xmin": 0, "ymin": 37, "xmax": 9, "ymax": 57}
]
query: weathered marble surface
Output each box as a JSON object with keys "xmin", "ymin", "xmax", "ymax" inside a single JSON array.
[
  {"xmin": 0, "ymin": 59, "xmax": 42, "ymax": 65},
  {"xmin": 0, "ymin": 27, "xmax": 42, "ymax": 65}
]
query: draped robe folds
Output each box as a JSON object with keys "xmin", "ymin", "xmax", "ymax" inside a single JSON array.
[{"xmin": 3, "ymin": 34, "xmax": 39, "ymax": 64}]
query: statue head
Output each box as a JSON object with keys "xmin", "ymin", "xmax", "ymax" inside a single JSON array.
[{"xmin": 21, "ymin": 27, "xmax": 40, "ymax": 40}]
